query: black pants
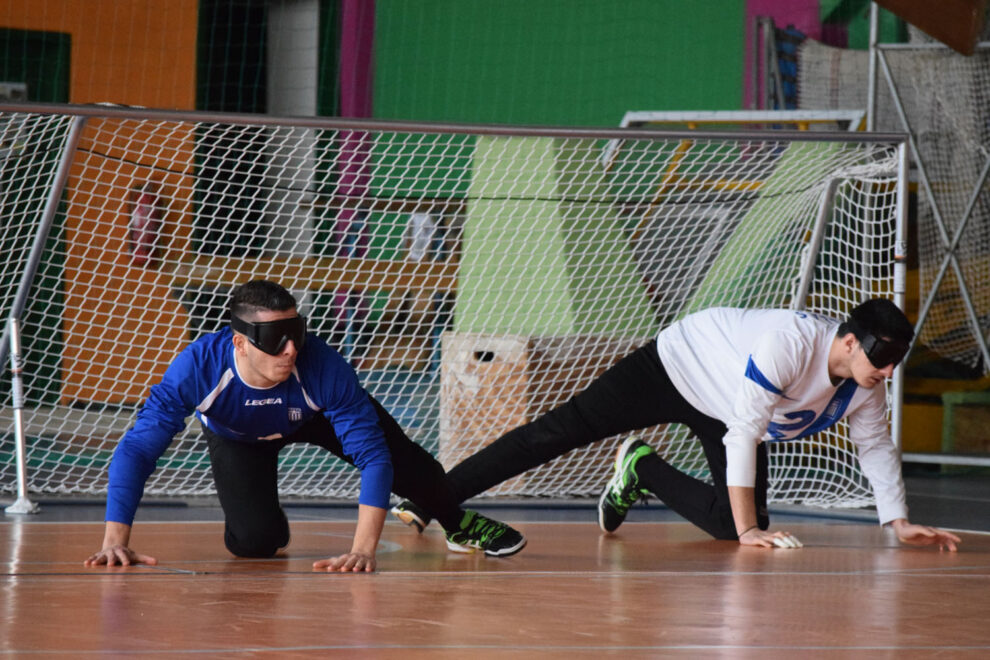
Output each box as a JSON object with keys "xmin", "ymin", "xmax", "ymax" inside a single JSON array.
[
  {"xmin": 205, "ymin": 396, "xmax": 463, "ymax": 557},
  {"xmin": 444, "ymin": 342, "xmax": 769, "ymax": 539}
]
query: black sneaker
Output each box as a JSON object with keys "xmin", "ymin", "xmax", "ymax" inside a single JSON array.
[
  {"xmin": 598, "ymin": 437, "xmax": 654, "ymax": 533},
  {"xmin": 445, "ymin": 510, "xmax": 527, "ymax": 557},
  {"xmin": 390, "ymin": 499, "xmax": 431, "ymax": 533}
]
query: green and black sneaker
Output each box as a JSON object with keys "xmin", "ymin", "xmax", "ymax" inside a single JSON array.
[
  {"xmin": 445, "ymin": 510, "xmax": 527, "ymax": 557},
  {"xmin": 598, "ymin": 437, "xmax": 654, "ymax": 533}
]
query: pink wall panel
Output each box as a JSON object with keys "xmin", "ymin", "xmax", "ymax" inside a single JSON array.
[{"xmin": 744, "ymin": 0, "xmax": 822, "ymax": 108}]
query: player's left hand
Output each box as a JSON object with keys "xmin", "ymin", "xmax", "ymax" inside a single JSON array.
[
  {"xmin": 313, "ymin": 551, "xmax": 376, "ymax": 573},
  {"xmin": 891, "ymin": 520, "xmax": 960, "ymax": 551},
  {"xmin": 738, "ymin": 527, "xmax": 803, "ymax": 549}
]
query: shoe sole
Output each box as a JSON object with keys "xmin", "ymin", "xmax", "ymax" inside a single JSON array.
[
  {"xmin": 390, "ymin": 505, "xmax": 426, "ymax": 534},
  {"xmin": 485, "ymin": 536, "xmax": 527, "ymax": 558},
  {"xmin": 597, "ymin": 487, "xmax": 614, "ymax": 533},
  {"xmin": 445, "ymin": 536, "xmax": 528, "ymax": 558},
  {"xmin": 445, "ymin": 539, "xmax": 477, "ymax": 554},
  {"xmin": 598, "ymin": 436, "xmax": 647, "ymax": 533}
]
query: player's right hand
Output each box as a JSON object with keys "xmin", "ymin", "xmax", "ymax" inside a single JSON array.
[
  {"xmin": 84, "ymin": 544, "xmax": 158, "ymax": 567},
  {"xmin": 738, "ymin": 527, "xmax": 803, "ymax": 549},
  {"xmin": 313, "ymin": 551, "xmax": 376, "ymax": 573}
]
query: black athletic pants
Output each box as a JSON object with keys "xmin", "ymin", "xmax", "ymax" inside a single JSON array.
[
  {"xmin": 444, "ymin": 342, "xmax": 769, "ymax": 539},
  {"xmin": 205, "ymin": 396, "xmax": 463, "ymax": 558}
]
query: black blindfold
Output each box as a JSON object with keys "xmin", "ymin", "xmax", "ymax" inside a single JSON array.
[
  {"xmin": 859, "ymin": 332, "xmax": 909, "ymax": 368},
  {"xmin": 230, "ymin": 314, "xmax": 307, "ymax": 356}
]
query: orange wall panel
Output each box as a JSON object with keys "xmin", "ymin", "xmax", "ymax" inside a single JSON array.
[
  {"xmin": 2, "ymin": 0, "xmax": 198, "ymax": 109},
  {"xmin": 2, "ymin": 1, "xmax": 200, "ymax": 405},
  {"xmin": 61, "ymin": 119, "xmax": 196, "ymax": 404}
]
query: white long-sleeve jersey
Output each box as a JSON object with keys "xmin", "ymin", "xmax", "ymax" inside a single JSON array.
[{"xmin": 655, "ymin": 307, "xmax": 907, "ymax": 524}]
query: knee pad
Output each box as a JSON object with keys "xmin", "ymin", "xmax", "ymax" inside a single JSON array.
[{"xmin": 224, "ymin": 513, "xmax": 290, "ymax": 558}]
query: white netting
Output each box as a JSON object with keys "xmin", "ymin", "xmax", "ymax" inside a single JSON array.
[
  {"xmin": 0, "ymin": 108, "xmax": 903, "ymax": 508},
  {"xmin": 798, "ymin": 32, "xmax": 990, "ymax": 372}
]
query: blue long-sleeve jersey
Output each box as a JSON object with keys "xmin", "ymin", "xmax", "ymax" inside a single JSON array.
[{"xmin": 106, "ymin": 328, "xmax": 394, "ymax": 525}]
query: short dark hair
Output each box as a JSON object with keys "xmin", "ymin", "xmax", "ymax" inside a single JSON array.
[
  {"xmin": 229, "ymin": 280, "xmax": 298, "ymax": 320},
  {"xmin": 837, "ymin": 298, "xmax": 914, "ymax": 343}
]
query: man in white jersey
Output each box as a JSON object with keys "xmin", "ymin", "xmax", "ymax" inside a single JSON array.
[{"xmin": 391, "ymin": 299, "xmax": 959, "ymax": 551}]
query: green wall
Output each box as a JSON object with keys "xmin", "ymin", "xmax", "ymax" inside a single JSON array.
[
  {"xmin": 373, "ymin": 0, "xmax": 746, "ymax": 126},
  {"xmin": 455, "ymin": 137, "xmax": 657, "ymax": 336},
  {"xmin": 0, "ymin": 28, "xmax": 70, "ymax": 103},
  {"xmin": 820, "ymin": 0, "xmax": 908, "ymax": 49}
]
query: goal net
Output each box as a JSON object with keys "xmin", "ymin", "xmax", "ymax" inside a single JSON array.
[
  {"xmin": 0, "ymin": 105, "xmax": 905, "ymax": 509},
  {"xmin": 798, "ymin": 31, "xmax": 990, "ymax": 373}
]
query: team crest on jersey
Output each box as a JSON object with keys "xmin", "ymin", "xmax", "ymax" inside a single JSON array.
[{"xmin": 288, "ymin": 407, "xmax": 302, "ymax": 421}]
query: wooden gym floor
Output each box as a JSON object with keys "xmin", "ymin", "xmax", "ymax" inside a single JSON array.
[{"xmin": 3, "ymin": 471, "xmax": 990, "ymax": 658}]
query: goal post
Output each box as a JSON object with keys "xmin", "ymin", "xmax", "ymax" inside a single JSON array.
[{"xmin": 0, "ymin": 103, "xmax": 907, "ymax": 510}]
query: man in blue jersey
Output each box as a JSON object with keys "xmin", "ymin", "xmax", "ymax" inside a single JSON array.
[
  {"xmin": 85, "ymin": 280, "xmax": 525, "ymax": 572},
  {"xmin": 391, "ymin": 299, "xmax": 960, "ymax": 552}
]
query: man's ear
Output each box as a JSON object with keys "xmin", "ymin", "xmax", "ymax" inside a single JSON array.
[
  {"xmin": 231, "ymin": 332, "xmax": 246, "ymax": 353},
  {"xmin": 839, "ymin": 332, "xmax": 858, "ymax": 354}
]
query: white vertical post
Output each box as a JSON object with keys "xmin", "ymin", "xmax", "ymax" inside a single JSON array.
[
  {"xmin": 761, "ymin": 18, "xmax": 774, "ymax": 109},
  {"xmin": 890, "ymin": 140, "xmax": 909, "ymax": 451},
  {"xmin": 792, "ymin": 177, "xmax": 840, "ymax": 310},
  {"xmin": 750, "ymin": 16, "xmax": 760, "ymax": 110},
  {"xmin": 5, "ymin": 318, "xmax": 38, "ymax": 514},
  {"xmin": 3, "ymin": 115, "xmax": 86, "ymax": 513},
  {"xmin": 867, "ymin": 3, "xmax": 879, "ymax": 131},
  {"xmin": 0, "ymin": 116, "xmax": 87, "ymax": 369},
  {"xmin": 266, "ymin": 0, "xmax": 318, "ymax": 260}
]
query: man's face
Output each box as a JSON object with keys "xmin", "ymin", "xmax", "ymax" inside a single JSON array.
[
  {"xmin": 233, "ymin": 308, "xmax": 301, "ymax": 387},
  {"xmin": 848, "ymin": 341, "xmax": 896, "ymax": 389}
]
